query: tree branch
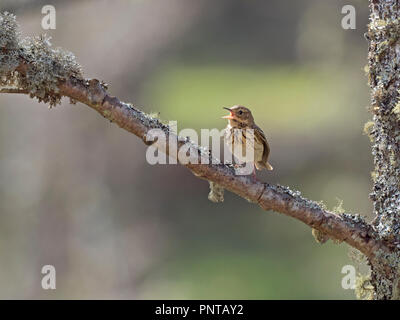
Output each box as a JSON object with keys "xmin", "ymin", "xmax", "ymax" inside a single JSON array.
[{"xmin": 0, "ymin": 88, "xmax": 29, "ymax": 94}]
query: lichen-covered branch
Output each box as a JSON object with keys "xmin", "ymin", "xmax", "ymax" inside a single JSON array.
[{"xmin": 1, "ymin": 10, "xmax": 399, "ymax": 299}]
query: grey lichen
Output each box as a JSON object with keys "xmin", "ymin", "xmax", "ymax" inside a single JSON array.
[
  {"xmin": 367, "ymin": 6, "xmax": 400, "ymax": 244},
  {"xmin": 348, "ymin": 248, "xmax": 374, "ymax": 299},
  {"xmin": 311, "ymin": 228, "xmax": 329, "ymax": 244},
  {"xmin": 0, "ymin": 12, "xmax": 83, "ymax": 106},
  {"xmin": 332, "ymin": 198, "xmax": 345, "ymax": 215},
  {"xmin": 355, "ymin": 273, "xmax": 375, "ymax": 300},
  {"xmin": 208, "ymin": 182, "xmax": 224, "ymax": 203},
  {"xmin": 370, "ymin": 249, "xmax": 400, "ymax": 300},
  {"xmin": 363, "ymin": 120, "xmax": 375, "ymax": 142},
  {"xmin": 0, "ymin": 12, "xmax": 20, "ymax": 82},
  {"xmin": 21, "ymin": 35, "xmax": 82, "ymax": 106}
]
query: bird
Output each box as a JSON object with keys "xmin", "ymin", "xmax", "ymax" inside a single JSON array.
[{"xmin": 222, "ymin": 105, "xmax": 273, "ymax": 178}]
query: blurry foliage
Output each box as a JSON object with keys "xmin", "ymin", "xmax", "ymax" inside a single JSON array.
[
  {"xmin": 142, "ymin": 64, "xmax": 360, "ymax": 135},
  {"xmin": 139, "ymin": 247, "xmax": 353, "ymax": 299}
]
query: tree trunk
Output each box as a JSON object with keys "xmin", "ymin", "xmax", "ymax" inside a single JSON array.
[{"xmin": 367, "ymin": 0, "xmax": 400, "ymax": 299}]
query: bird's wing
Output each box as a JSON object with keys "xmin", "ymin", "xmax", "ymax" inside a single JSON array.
[{"xmin": 253, "ymin": 124, "xmax": 270, "ymax": 165}]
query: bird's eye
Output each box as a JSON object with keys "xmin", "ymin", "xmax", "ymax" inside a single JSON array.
[{"xmin": 238, "ymin": 110, "xmax": 243, "ymax": 115}]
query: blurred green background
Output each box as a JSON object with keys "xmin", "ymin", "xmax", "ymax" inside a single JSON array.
[{"xmin": 0, "ymin": 0, "xmax": 372, "ymax": 299}]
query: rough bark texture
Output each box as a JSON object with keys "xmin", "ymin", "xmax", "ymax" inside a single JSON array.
[{"xmin": 366, "ymin": 0, "xmax": 400, "ymax": 299}]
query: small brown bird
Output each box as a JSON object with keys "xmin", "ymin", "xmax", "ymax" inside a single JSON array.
[{"xmin": 222, "ymin": 105, "xmax": 273, "ymax": 177}]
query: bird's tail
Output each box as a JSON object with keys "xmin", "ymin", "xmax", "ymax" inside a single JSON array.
[{"xmin": 256, "ymin": 161, "xmax": 274, "ymax": 171}]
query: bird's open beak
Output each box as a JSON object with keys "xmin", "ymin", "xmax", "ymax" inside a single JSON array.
[{"xmin": 222, "ymin": 107, "xmax": 234, "ymax": 119}]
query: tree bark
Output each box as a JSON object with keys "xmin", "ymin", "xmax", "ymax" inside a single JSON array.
[{"xmin": 366, "ymin": 0, "xmax": 400, "ymax": 299}]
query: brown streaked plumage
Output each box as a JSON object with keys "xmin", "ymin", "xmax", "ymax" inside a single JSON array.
[{"xmin": 222, "ymin": 105, "xmax": 273, "ymax": 173}]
